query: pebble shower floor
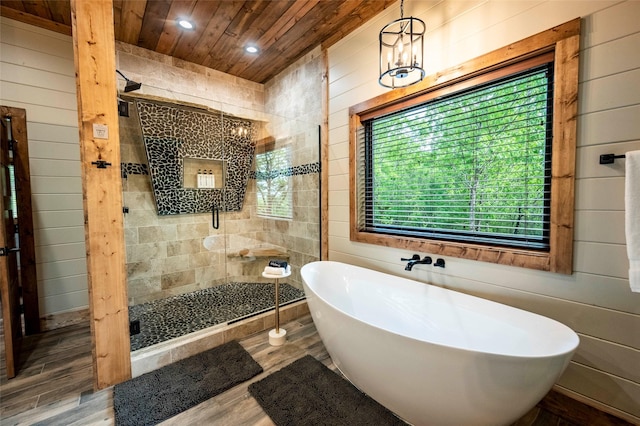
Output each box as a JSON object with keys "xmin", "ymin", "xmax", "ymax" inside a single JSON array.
[{"xmin": 129, "ymin": 282, "xmax": 305, "ymax": 351}]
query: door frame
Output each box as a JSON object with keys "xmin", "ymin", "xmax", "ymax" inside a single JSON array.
[{"xmin": 1, "ymin": 107, "xmax": 40, "ymax": 335}]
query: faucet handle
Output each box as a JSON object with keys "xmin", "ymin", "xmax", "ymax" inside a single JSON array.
[
  {"xmin": 422, "ymin": 256, "xmax": 433, "ymax": 264},
  {"xmin": 401, "ymin": 254, "xmax": 420, "ymax": 261},
  {"xmin": 434, "ymin": 258, "xmax": 445, "ymax": 268}
]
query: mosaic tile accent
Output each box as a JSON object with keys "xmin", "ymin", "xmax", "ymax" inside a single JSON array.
[
  {"xmin": 252, "ymin": 161, "xmax": 320, "ymax": 179},
  {"xmin": 136, "ymin": 99, "xmax": 256, "ymax": 215},
  {"xmin": 129, "ymin": 282, "xmax": 305, "ymax": 351},
  {"xmin": 121, "ymin": 162, "xmax": 149, "ymax": 178}
]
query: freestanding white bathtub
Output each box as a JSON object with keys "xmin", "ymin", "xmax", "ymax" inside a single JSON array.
[{"xmin": 300, "ymin": 261, "xmax": 579, "ymax": 426}]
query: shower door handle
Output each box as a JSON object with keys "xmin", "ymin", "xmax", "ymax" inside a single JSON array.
[{"xmin": 212, "ymin": 205, "xmax": 219, "ymax": 229}]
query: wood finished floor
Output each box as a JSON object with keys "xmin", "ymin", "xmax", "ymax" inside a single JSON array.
[{"xmin": 0, "ymin": 315, "xmax": 632, "ymax": 426}]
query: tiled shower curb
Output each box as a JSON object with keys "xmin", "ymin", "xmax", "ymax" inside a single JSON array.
[{"xmin": 130, "ymin": 300, "xmax": 309, "ymax": 378}]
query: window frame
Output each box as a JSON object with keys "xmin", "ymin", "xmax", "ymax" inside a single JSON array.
[{"xmin": 349, "ymin": 19, "xmax": 580, "ymax": 274}]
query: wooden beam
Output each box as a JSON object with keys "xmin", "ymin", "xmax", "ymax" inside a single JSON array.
[
  {"xmin": 0, "ymin": 5, "xmax": 71, "ymax": 36},
  {"xmin": 70, "ymin": 0, "xmax": 131, "ymax": 389}
]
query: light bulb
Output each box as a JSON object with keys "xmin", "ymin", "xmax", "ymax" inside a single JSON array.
[{"xmin": 177, "ymin": 19, "xmax": 194, "ymax": 30}]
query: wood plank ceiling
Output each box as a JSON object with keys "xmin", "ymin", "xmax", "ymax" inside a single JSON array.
[{"xmin": 0, "ymin": 0, "xmax": 395, "ymax": 83}]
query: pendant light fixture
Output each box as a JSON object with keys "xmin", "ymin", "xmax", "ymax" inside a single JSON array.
[{"xmin": 379, "ymin": 0, "xmax": 425, "ymax": 89}]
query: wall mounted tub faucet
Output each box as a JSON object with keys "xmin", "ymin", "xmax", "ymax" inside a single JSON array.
[
  {"xmin": 402, "ymin": 255, "xmax": 432, "ymax": 271},
  {"xmin": 400, "ymin": 254, "xmax": 420, "ymax": 262}
]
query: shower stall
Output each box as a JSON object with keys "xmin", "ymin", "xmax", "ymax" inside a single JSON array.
[{"xmin": 118, "ymin": 95, "xmax": 320, "ymax": 351}]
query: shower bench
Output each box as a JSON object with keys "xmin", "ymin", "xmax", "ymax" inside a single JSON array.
[{"xmin": 227, "ymin": 248, "xmax": 290, "ymax": 282}]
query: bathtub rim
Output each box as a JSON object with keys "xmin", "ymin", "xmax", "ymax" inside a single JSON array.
[{"xmin": 301, "ymin": 260, "xmax": 580, "ymax": 360}]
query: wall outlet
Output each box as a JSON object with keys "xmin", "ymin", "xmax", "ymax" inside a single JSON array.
[{"xmin": 129, "ymin": 320, "xmax": 140, "ymax": 335}]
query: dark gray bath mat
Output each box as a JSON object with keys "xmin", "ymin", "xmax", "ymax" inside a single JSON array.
[
  {"xmin": 248, "ymin": 355, "xmax": 407, "ymax": 425},
  {"xmin": 113, "ymin": 340, "xmax": 262, "ymax": 426}
]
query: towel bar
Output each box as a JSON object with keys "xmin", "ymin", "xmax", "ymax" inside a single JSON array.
[{"xmin": 599, "ymin": 153, "xmax": 626, "ymax": 164}]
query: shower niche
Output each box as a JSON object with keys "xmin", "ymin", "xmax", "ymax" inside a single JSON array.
[
  {"xmin": 135, "ymin": 98, "xmax": 256, "ymax": 215},
  {"xmin": 183, "ymin": 158, "xmax": 225, "ymax": 189}
]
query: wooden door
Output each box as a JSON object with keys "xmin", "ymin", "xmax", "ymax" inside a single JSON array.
[
  {"xmin": 2, "ymin": 107, "xmax": 39, "ymax": 336},
  {"xmin": 1, "ymin": 114, "xmax": 23, "ymax": 378}
]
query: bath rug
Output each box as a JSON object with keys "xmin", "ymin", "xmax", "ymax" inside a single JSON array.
[
  {"xmin": 113, "ymin": 340, "xmax": 263, "ymax": 426},
  {"xmin": 248, "ymin": 355, "xmax": 407, "ymax": 425}
]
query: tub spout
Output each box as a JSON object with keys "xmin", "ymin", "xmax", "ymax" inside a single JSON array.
[{"xmin": 404, "ymin": 256, "xmax": 432, "ymax": 271}]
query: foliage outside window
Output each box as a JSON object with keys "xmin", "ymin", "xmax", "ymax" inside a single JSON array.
[
  {"xmin": 349, "ymin": 20, "xmax": 580, "ymax": 274},
  {"xmin": 9, "ymin": 164, "xmax": 17, "ymax": 219},
  {"xmin": 362, "ymin": 62, "xmax": 552, "ymax": 250},
  {"xmin": 256, "ymin": 145, "xmax": 293, "ymax": 219}
]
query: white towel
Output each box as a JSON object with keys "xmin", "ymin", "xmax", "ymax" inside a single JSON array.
[
  {"xmin": 626, "ymin": 150, "xmax": 640, "ymax": 292},
  {"xmin": 264, "ymin": 265, "xmax": 291, "ymax": 276}
]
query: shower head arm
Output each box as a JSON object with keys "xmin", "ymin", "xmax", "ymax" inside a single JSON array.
[
  {"xmin": 116, "ymin": 69, "xmax": 142, "ymax": 92},
  {"xmin": 116, "ymin": 69, "xmax": 131, "ymax": 82}
]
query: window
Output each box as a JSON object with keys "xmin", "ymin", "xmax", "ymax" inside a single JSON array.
[
  {"xmin": 360, "ymin": 60, "xmax": 553, "ymax": 250},
  {"xmin": 256, "ymin": 145, "xmax": 293, "ymax": 219},
  {"xmin": 350, "ymin": 20, "xmax": 580, "ymax": 274}
]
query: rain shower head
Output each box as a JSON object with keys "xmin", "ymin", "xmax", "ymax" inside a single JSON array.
[
  {"xmin": 116, "ymin": 69, "xmax": 142, "ymax": 92},
  {"xmin": 124, "ymin": 79, "xmax": 142, "ymax": 92}
]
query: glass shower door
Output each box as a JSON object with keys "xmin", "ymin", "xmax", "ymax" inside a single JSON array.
[{"xmin": 119, "ymin": 97, "xmax": 320, "ymax": 351}]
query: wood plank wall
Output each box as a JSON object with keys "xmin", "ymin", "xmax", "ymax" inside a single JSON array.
[
  {"xmin": 0, "ymin": 17, "xmax": 89, "ymax": 324},
  {"xmin": 327, "ymin": 0, "xmax": 640, "ymax": 422}
]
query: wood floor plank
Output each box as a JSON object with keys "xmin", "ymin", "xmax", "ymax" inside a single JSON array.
[
  {"xmin": 31, "ymin": 390, "xmax": 112, "ymax": 426},
  {"xmin": 1, "ymin": 363, "xmax": 92, "ymax": 404},
  {"xmin": 1, "ymin": 314, "xmax": 633, "ymax": 426},
  {"xmin": 0, "ymin": 395, "xmax": 39, "ymax": 419},
  {"xmin": 3, "ymin": 396, "xmax": 82, "ymax": 426},
  {"xmin": 36, "ymin": 370, "xmax": 93, "ymax": 406}
]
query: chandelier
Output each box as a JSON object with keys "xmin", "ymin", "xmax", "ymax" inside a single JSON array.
[{"xmin": 379, "ymin": 0, "xmax": 425, "ymax": 89}]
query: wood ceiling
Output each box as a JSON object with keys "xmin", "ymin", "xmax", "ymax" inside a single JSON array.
[{"xmin": 0, "ymin": 0, "xmax": 395, "ymax": 83}]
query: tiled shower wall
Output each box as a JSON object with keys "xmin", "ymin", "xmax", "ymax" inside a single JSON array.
[{"xmin": 118, "ymin": 45, "xmax": 322, "ymax": 305}]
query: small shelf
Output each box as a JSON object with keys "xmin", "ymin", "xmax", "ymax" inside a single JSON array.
[
  {"xmin": 227, "ymin": 248, "xmax": 289, "ymax": 260},
  {"xmin": 262, "ymin": 271, "xmax": 291, "ymax": 279},
  {"xmin": 183, "ymin": 157, "xmax": 225, "ymax": 189}
]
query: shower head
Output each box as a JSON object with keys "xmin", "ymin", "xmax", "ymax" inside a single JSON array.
[
  {"xmin": 116, "ymin": 69, "xmax": 142, "ymax": 92},
  {"xmin": 124, "ymin": 79, "xmax": 142, "ymax": 92}
]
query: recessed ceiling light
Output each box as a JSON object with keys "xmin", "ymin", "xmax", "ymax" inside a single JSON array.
[
  {"xmin": 177, "ymin": 18, "xmax": 195, "ymax": 30},
  {"xmin": 245, "ymin": 45, "xmax": 259, "ymax": 54}
]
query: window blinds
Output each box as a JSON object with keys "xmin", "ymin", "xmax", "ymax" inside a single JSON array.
[{"xmin": 357, "ymin": 63, "xmax": 553, "ymax": 250}]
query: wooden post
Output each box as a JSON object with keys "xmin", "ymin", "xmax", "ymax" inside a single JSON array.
[{"xmin": 70, "ymin": 0, "xmax": 131, "ymax": 389}]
